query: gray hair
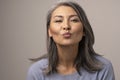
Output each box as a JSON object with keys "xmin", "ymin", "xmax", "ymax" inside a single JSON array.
[{"xmin": 42, "ymin": 1, "xmax": 102, "ymax": 75}]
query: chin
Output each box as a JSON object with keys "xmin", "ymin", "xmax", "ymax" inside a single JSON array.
[{"xmin": 59, "ymin": 42, "xmax": 78, "ymax": 46}]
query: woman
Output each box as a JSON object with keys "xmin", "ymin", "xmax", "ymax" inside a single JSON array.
[{"xmin": 27, "ymin": 1, "xmax": 115, "ymax": 80}]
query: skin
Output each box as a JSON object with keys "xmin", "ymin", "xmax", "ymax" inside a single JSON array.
[{"xmin": 49, "ymin": 6, "xmax": 84, "ymax": 75}]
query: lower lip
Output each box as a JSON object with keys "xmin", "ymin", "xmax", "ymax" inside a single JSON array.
[{"xmin": 63, "ymin": 34, "xmax": 71, "ymax": 38}]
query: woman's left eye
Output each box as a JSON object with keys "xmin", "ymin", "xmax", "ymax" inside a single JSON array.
[{"xmin": 71, "ymin": 19, "xmax": 80, "ymax": 22}]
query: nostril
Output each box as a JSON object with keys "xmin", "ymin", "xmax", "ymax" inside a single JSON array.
[
  {"xmin": 68, "ymin": 27, "xmax": 70, "ymax": 30},
  {"xmin": 63, "ymin": 28, "xmax": 65, "ymax": 30},
  {"xmin": 63, "ymin": 27, "xmax": 71, "ymax": 30}
]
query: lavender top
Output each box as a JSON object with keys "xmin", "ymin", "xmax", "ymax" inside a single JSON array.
[{"xmin": 27, "ymin": 56, "xmax": 115, "ymax": 80}]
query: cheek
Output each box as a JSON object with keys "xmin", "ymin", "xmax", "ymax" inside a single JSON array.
[
  {"xmin": 77, "ymin": 27, "xmax": 83, "ymax": 35},
  {"xmin": 73, "ymin": 25, "xmax": 84, "ymax": 41},
  {"xmin": 49, "ymin": 22, "xmax": 61, "ymax": 36},
  {"xmin": 73, "ymin": 24, "xmax": 83, "ymax": 34},
  {"xmin": 49, "ymin": 27, "xmax": 60, "ymax": 37},
  {"xmin": 49, "ymin": 28, "xmax": 62, "ymax": 43}
]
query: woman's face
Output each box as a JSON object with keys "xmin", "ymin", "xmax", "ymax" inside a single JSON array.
[{"xmin": 49, "ymin": 6, "xmax": 84, "ymax": 46}]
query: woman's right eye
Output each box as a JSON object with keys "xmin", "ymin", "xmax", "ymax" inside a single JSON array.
[{"xmin": 54, "ymin": 20, "xmax": 62, "ymax": 23}]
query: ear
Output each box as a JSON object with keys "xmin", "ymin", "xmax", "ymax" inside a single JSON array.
[{"xmin": 48, "ymin": 28, "xmax": 52, "ymax": 37}]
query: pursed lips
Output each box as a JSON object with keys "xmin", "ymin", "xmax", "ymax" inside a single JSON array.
[{"xmin": 62, "ymin": 32, "xmax": 71, "ymax": 38}]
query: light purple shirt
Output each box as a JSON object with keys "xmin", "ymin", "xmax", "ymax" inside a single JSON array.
[{"xmin": 27, "ymin": 56, "xmax": 115, "ymax": 80}]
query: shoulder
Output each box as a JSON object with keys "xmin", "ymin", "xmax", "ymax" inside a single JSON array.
[
  {"xmin": 95, "ymin": 56, "xmax": 115, "ymax": 80},
  {"xmin": 95, "ymin": 55, "xmax": 115, "ymax": 71},
  {"xmin": 29, "ymin": 58, "xmax": 48, "ymax": 71},
  {"xmin": 27, "ymin": 58, "xmax": 48, "ymax": 80},
  {"xmin": 95, "ymin": 55, "xmax": 112, "ymax": 66}
]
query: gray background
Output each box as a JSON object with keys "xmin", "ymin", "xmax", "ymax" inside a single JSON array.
[{"xmin": 0, "ymin": 0, "xmax": 120, "ymax": 80}]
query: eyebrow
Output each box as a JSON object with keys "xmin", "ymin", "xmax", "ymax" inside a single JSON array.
[
  {"xmin": 53, "ymin": 15, "xmax": 63, "ymax": 18},
  {"xmin": 53, "ymin": 15, "xmax": 78, "ymax": 18},
  {"xmin": 69, "ymin": 15, "xmax": 78, "ymax": 18}
]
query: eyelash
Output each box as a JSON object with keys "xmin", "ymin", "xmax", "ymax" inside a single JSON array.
[
  {"xmin": 54, "ymin": 19, "xmax": 80, "ymax": 23},
  {"xmin": 54, "ymin": 20, "xmax": 62, "ymax": 23},
  {"xmin": 71, "ymin": 19, "xmax": 80, "ymax": 22}
]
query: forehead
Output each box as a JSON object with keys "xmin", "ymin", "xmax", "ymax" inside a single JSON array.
[{"xmin": 51, "ymin": 6, "xmax": 77, "ymax": 17}]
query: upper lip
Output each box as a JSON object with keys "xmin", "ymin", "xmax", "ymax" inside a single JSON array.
[{"xmin": 62, "ymin": 32, "xmax": 71, "ymax": 37}]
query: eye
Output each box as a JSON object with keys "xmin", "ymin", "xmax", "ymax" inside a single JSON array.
[
  {"xmin": 54, "ymin": 20, "xmax": 62, "ymax": 23},
  {"xmin": 71, "ymin": 18, "xmax": 80, "ymax": 22}
]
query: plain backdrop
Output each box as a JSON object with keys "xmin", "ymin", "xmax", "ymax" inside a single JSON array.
[{"xmin": 0, "ymin": 0, "xmax": 120, "ymax": 80}]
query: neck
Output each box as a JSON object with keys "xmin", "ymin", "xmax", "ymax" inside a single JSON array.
[
  {"xmin": 56, "ymin": 44, "xmax": 79, "ymax": 75},
  {"xmin": 57, "ymin": 44, "xmax": 79, "ymax": 67}
]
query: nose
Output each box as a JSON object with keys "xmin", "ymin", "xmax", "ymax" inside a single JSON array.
[
  {"xmin": 63, "ymin": 26, "xmax": 71, "ymax": 30},
  {"xmin": 62, "ymin": 21, "xmax": 71, "ymax": 31}
]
